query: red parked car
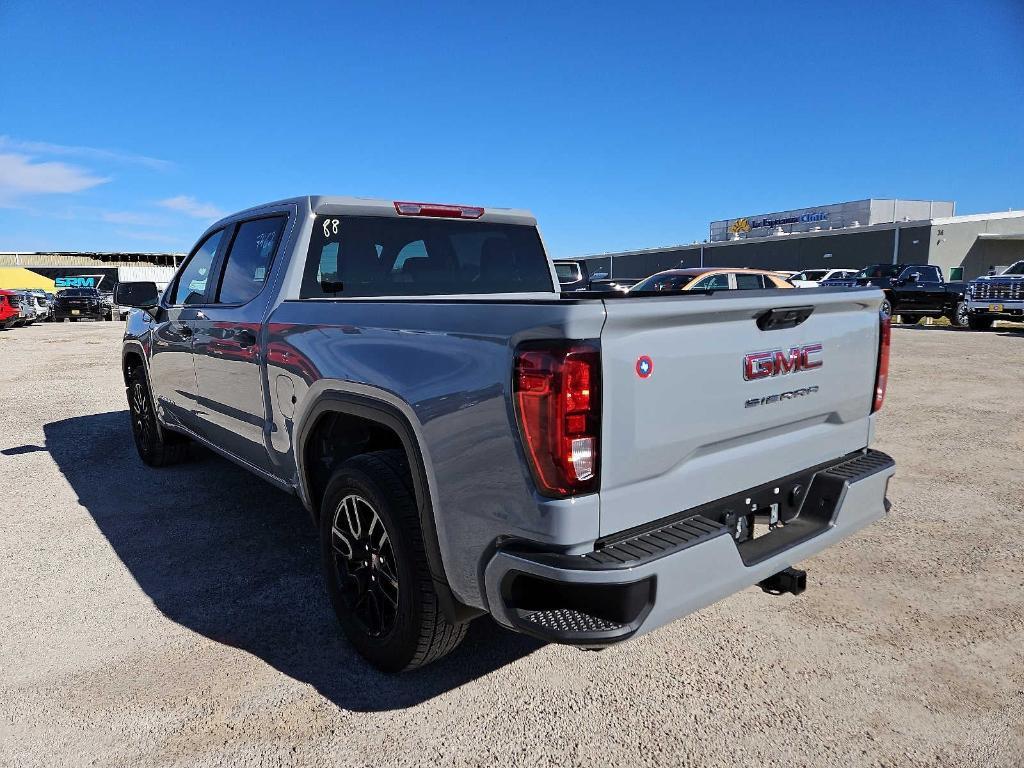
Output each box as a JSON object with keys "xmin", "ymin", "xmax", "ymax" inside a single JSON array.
[{"xmin": 0, "ymin": 289, "xmax": 21, "ymax": 329}]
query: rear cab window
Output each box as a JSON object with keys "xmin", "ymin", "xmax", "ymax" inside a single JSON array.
[{"xmin": 300, "ymin": 215, "xmax": 554, "ymax": 297}]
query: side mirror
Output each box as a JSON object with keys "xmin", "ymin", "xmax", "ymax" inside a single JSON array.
[{"xmin": 115, "ymin": 281, "xmax": 159, "ymax": 310}]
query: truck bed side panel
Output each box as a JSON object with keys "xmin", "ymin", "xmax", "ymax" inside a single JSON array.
[{"xmin": 263, "ymin": 299, "xmax": 607, "ymax": 608}]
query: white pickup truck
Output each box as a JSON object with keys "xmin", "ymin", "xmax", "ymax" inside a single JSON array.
[{"xmin": 116, "ymin": 196, "xmax": 896, "ymax": 671}]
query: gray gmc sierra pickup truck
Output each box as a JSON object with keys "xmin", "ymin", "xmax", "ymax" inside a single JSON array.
[{"xmin": 116, "ymin": 196, "xmax": 895, "ymax": 672}]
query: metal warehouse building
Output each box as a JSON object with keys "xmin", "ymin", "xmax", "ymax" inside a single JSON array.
[{"xmin": 578, "ymin": 199, "xmax": 1024, "ymax": 282}]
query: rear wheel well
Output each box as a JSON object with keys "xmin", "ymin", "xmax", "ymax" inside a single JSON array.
[{"xmin": 304, "ymin": 411, "xmax": 406, "ymax": 518}]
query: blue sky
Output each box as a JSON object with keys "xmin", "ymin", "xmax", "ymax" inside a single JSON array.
[{"xmin": 1, "ymin": 0, "xmax": 1022, "ymax": 256}]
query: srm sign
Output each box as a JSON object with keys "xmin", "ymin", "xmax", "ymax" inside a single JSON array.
[{"xmin": 54, "ymin": 274, "xmax": 106, "ymax": 289}]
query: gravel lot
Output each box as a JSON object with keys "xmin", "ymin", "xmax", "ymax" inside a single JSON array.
[{"xmin": 1, "ymin": 321, "xmax": 1022, "ymax": 768}]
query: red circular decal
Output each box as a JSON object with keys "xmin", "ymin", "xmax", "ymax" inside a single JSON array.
[{"xmin": 636, "ymin": 355, "xmax": 654, "ymax": 379}]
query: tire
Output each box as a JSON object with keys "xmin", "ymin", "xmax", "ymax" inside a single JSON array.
[
  {"xmin": 967, "ymin": 315, "xmax": 994, "ymax": 331},
  {"xmin": 899, "ymin": 314, "xmax": 920, "ymax": 325},
  {"xmin": 880, "ymin": 297, "xmax": 892, "ymax": 318},
  {"xmin": 69, "ymin": 317, "xmax": 77, "ymax": 322},
  {"xmin": 126, "ymin": 366, "xmax": 190, "ymax": 467},
  {"xmin": 320, "ymin": 449, "xmax": 468, "ymax": 672},
  {"xmin": 950, "ymin": 301, "xmax": 969, "ymax": 328}
]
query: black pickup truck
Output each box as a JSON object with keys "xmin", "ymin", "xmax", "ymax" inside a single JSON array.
[
  {"xmin": 822, "ymin": 263, "xmax": 968, "ymax": 326},
  {"xmin": 52, "ymin": 288, "xmax": 114, "ymax": 322}
]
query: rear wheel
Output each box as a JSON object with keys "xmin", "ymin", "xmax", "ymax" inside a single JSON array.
[
  {"xmin": 320, "ymin": 450, "xmax": 467, "ymax": 672},
  {"xmin": 880, "ymin": 298, "xmax": 892, "ymax": 318},
  {"xmin": 967, "ymin": 315, "xmax": 995, "ymax": 331},
  {"xmin": 126, "ymin": 367, "xmax": 190, "ymax": 466}
]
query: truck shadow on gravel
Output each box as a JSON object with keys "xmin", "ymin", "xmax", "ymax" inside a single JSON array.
[{"xmin": 42, "ymin": 410, "xmax": 542, "ymax": 711}]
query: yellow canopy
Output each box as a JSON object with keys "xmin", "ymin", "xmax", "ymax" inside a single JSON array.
[{"xmin": 0, "ymin": 268, "xmax": 57, "ymax": 291}]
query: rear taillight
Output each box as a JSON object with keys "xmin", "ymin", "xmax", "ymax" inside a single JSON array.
[
  {"xmin": 394, "ymin": 201, "xmax": 484, "ymax": 219},
  {"xmin": 872, "ymin": 308, "xmax": 891, "ymax": 413},
  {"xmin": 513, "ymin": 342, "xmax": 601, "ymax": 497}
]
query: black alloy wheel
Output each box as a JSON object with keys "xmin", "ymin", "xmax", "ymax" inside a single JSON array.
[
  {"xmin": 319, "ymin": 450, "xmax": 468, "ymax": 671},
  {"xmin": 329, "ymin": 493, "xmax": 400, "ymax": 638},
  {"xmin": 126, "ymin": 367, "xmax": 190, "ymax": 467}
]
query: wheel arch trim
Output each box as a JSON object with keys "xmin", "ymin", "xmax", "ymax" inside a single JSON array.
[
  {"xmin": 121, "ymin": 340, "xmax": 174, "ymax": 443},
  {"xmin": 293, "ymin": 384, "xmax": 480, "ymax": 623}
]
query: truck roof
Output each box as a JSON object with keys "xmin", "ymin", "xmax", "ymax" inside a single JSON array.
[{"xmin": 214, "ymin": 196, "xmax": 537, "ymax": 228}]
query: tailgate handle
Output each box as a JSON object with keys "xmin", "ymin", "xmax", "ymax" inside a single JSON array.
[{"xmin": 756, "ymin": 305, "xmax": 814, "ymax": 331}]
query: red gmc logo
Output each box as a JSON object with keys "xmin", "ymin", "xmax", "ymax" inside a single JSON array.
[{"xmin": 743, "ymin": 343, "xmax": 823, "ymax": 381}]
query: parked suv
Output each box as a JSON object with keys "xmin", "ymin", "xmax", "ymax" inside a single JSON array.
[
  {"xmin": 52, "ymin": 288, "xmax": 113, "ymax": 322},
  {"xmin": 0, "ymin": 289, "xmax": 19, "ymax": 329},
  {"xmin": 966, "ymin": 260, "xmax": 1024, "ymax": 329},
  {"xmin": 117, "ymin": 196, "xmax": 895, "ymax": 672},
  {"xmin": 16, "ymin": 290, "xmax": 38, "ymax": 326}
]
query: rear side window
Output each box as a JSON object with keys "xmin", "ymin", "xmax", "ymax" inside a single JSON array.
[
  {"xmin": 216, "ymin": 216, "xmax": 287, "ymax": 304},
  {"xmin": 301, "ymin": 215, "xmax": 554, "ymax": 297},
  {"xmin": 171, "ymin": 229, "xmax": 224, "ymax": 306},
  {"xmin": 734, "ymin": 273, "xmax": 766, "ymax": 290}
]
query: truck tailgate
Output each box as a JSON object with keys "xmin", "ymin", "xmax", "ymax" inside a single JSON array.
[{"xmin": 598, "ymin": 289, "xmax": 883, "ymax": 537}]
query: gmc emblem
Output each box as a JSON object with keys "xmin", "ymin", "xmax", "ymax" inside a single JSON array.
[{"xmin": 743, "ymin": 343, "xmax": 823, "ymax": 381}]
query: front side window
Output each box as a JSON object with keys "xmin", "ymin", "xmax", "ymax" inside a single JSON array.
[
  {"xmin": 692, "ymin": 273, "xmax": 730, "ymax": 290},
  {"xmin": 171, "ymin": 230, "xmax": 223, "ymax": 306},
  {"xmin": 631, "ymin": 273, "xmax": 696, "ymax": 292},
  {"xmin": 216, "ymin": 216, "xmax": 287, "ymax": 304},
  {"xmin": 302, "ymin": 215, "xmax": 554, "ymax": 297}
]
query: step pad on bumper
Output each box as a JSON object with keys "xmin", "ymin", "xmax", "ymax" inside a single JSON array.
[{"xmin": 520, "ymin": 608, "xmax": 625, "ymax": 635}]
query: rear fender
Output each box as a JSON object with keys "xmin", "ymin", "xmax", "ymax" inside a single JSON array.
[{"xmin": 293, "ymin": 385, "xmax": 480, "ymax": 624}]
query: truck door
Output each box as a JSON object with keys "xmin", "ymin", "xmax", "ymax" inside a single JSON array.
[
  {"xmin": 894, "ymin": 267, "xmax": 928, "ymax": 313},
  {"xmin": 191, "ymin": 214, "xmax": 290, "ymax": 474},
  {"xmin": 148, "ymin": 229, "xmax": 225, "ymax": 434},
  {"xmin": 918, "ymin": 266, "xmax": 947, "ymax": 312}
]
